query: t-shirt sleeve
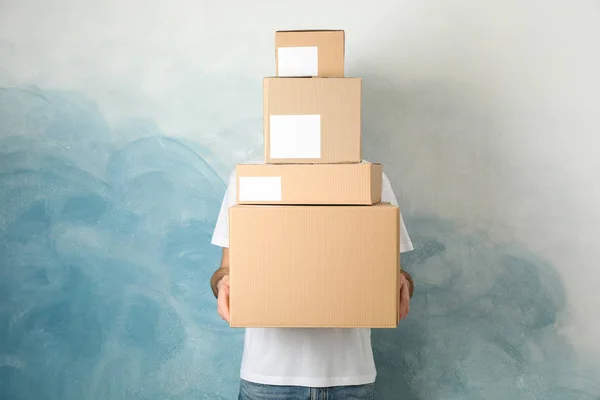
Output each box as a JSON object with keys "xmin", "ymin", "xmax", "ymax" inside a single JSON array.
[
  {"xmin": 381, "ymin": 172, "xmax": 414, "ymax": 253},
  {"xmin": 211, "ymin": 170, "xmax": 236, "ymax": 248}
]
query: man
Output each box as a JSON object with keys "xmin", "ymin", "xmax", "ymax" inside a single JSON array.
[{"xmin": 210, "ymin": 160, "xmax": 414, "ymax": 400}]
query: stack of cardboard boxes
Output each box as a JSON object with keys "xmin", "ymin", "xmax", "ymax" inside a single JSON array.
[{"xmin": 229, "ymin": 30, "xmax": 402, "ymax": 328}]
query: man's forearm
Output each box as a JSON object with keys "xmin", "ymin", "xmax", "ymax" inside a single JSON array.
[
  {"xmin": 401, "ymin": 270, "xmax": 415, "ymax": 298},
  {"xmin": 210, "ymin": 267, "xmax": 229, "ymax": 298}
]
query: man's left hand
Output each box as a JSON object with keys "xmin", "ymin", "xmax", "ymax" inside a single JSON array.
[{"xmin": 399, "ymin": 272, "xmax": 411, "ymax": 320}]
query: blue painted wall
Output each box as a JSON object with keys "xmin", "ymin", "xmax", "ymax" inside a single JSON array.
[
  {"xmin": 1, "ymin": 1, "xmax": 600, "ymax": 399},
  {"xmin": 0, "ymin": 88, "xmax": 241, "ymax": 399},
  {"xmin": 1, "ymin": 86, "xmax": 598, "ymax": 399}
]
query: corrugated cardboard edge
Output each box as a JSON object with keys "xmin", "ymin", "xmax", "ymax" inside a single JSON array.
[
  {"xmin": 276, "ymin": 29, "xmax": 345, "ymax": 32},
  {"xmin": 357, "ymin": 77, "xmax": 362, "ymax": 160},
  {"xmin": 235, "ymin": 165, "xmax": 240, "ymax": 204},
  {"xmin": 231, "ymin": 322, "xmax": 400, "ymax": 328},
  {"xmin": 228, "ymin": 206, "xmax": 234, "ymax": 327},
  {"xmin": 266, "ymin": 159, "xmax": 361, "ymax": 164},
  {"xmin": 371, "ymin": 163, "xmax": 382, "ymax": 203},
  {"xmin": 396, "ymin": 205, "xmax": 402, "ymax": 327},
  {"xmin": 263, "ymin": 78, "xmax": 270, "ymax": 162}
]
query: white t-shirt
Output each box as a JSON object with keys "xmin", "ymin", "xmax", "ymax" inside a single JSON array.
[{"xmin": 211, "ymin": 160, "xmax": 414, "ymax": 388}]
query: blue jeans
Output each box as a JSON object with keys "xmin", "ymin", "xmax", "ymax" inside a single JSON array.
[{"xmin": 238, "ymin": 379, "xmax": 375, "ymax": 400}]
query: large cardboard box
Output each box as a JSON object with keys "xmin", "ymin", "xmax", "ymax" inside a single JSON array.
[
  {"xmin": 229, "ymin": 203, "xmax": 401, "ymax": 328},
  {"xmin": 236, "ymin": 162, "xmax": 382, "ymax": 205},
  {"xmin": 263, "ymin": 77, "xmax": 362, "ymax": 164},
  {"xmin": 275, "ymin": 30, "xmax": 344, "ymax": 77}
]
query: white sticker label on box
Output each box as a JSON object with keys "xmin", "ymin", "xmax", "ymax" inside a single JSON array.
[
  {"xmin": 239, "ymin": 176, "xmax": 282, "ymax": 202},
  {"xmin": 269, "ymin": 114, "xmax": 321, "ymax": 159},
  {"xmin": 277, "ymin": 46, "xmax": 319, "ymax": 76}
]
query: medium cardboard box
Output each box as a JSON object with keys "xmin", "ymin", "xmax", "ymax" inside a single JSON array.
[
  {"xmin": 275, "ymin": 30, "xmax": 344, "ymax": 77},
  {"xmin": 229, "ymin": 203, "xmax": 401, "ymax": 328},
  {"xmin": 236, "ymin": 163, "xmax": 382, "ymax": 205},
  {"xmin": 263, "ymin": 77, "xmax": 362, "ymax": 164}
]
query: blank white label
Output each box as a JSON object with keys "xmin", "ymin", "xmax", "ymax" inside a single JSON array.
[
  {"xmin": 239, "ymin": 176, "xmax": 282, "ymax": 201},
  {"xmin": 270, "ymin": 114, "xmax": 321, "ymax": 159},
  {"xmin": 277, "ymin": 46, "xmax": 319, "ymax": 76}
]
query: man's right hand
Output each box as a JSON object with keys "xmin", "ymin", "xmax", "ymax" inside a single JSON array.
[{"xmin": 217, "ymin": 275, "xmax": 230, "ymax": 323}]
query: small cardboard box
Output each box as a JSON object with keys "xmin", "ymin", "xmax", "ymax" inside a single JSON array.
[
  {"xmin": 275, "ymin": 30, "xmax": 344, "ymax": 77},
  {"xmin": 263, "ymin": 77, "xmax": 362, "ymax": 164},
  {"xmin": 236, "ymin": 163, "xmax": 382, "ymax": 205},
  {"xmin": 229, "ymin": 203, "xmax": 401, "ymax": 328}
]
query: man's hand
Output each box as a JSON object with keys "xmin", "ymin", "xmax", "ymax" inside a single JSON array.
[
  {"xmin": 398, "ymin": 272, "xmax": 411, "ymax": 320},
  {"xmin": 217, "ymin": 275, "xmax": 231, "ymax": 323}
]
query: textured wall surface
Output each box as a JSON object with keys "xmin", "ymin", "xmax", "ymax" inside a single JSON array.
[{"xmin": 1, "ymin": 1, "xmax": 599, "ymax": 399}]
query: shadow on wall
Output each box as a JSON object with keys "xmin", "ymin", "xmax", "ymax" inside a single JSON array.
[{"xmin": 0, "ymin": 85, "xmax": 599, "ymax": 399}]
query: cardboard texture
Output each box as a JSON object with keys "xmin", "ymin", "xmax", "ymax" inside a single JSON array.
[
  {"xmin": 236, "ymin": 163, "xmax": 382, "ymax": 205},
  {"xmin": 228, "ymin": 203, "xmax": 401, "ymax": 328},
  {"xmin": 275, "ymin": 30, "xmax": 344, "ymax": 77},
  {"xmin": 226, "ymin": 30, "xmax": 402, "ymax": 329},
  {"xmin": 263, "ymin": 77, "xmax": 362, "ymax": 164}
]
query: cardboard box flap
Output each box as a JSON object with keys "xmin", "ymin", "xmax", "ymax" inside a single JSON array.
[{"xmin": 276, "ymin": 29, "xmax": 344, "ymax": 33}]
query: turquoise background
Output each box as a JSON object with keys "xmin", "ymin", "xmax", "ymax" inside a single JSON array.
[
  {"xmin": 1, "ymin": 0, "xmax": 600, "ymax": 398},
  {"xmin": 1, "ymin": 86, "xmax": 598, "ymax": 399}
]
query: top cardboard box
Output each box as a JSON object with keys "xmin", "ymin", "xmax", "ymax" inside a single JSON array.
[{"xmin": 275, "ymin": 30, "xmax": 345, "ymax": 77}]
